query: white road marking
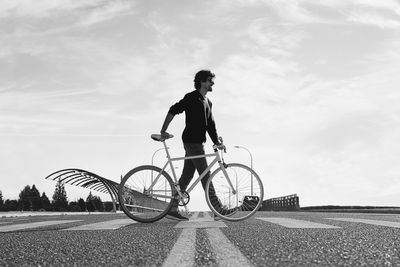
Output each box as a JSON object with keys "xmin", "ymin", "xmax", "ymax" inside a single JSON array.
[
  {"xmin": 191, "ymin": 212, "xmax": 200, "ymax": 219},
  {"xmin": 328, "ymin": 218, "xmax": 400, "ymax": 228},
  {"xmin": 162, "ymin": 228, "xmax": 196, "ymax": 267},
  {"xmin": 0, "ymin": 220, "xmax": 81, "ymax": 232},
  {"xmin": 203, "ymin": 211, "xmax": 212, "ymax": 218},
  {"xmin": 207, "ymin": 228, "xmax": 253, "ymax": 267},
  {"xmin": 175, "ymin": 210, "xmax": 226, "ymax": 228},
  {"xmin": 63, "ymin": 219, "xmax": 135, "ymax": 231},
  {"xmin": 257, "ymin": 217, "xmax": 341, "ymax": 229},
  {"xmin": 174, "ymin": 220, "xmax": 226, "ymax": 228}
]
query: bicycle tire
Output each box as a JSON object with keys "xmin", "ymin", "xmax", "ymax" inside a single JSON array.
[
  {"xmin": 118, "ymin": 165, "xmax": 176, "ymax": 223},
  {"xmin": 205, "ymin": 163, "xmax": 264, "ymax": 221}
]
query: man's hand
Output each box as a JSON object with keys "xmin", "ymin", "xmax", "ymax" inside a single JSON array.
[
  {"xmin": 160, "ymin": 113, "xmax": 175, "ymax": 140},
  {"xmin": 160, "ymin": 131, "xmax": 171, "ymax": 140},
  {"xmin": 213, "ymin": 143, "xmax": 226, "ymax": 152},
  {"xmin": 213, "ymin": 136, "xmax": 226, "ymax": 152}
]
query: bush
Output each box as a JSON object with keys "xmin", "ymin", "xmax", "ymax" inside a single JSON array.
[
  {"xmin": 86, "ymin": 200, "xmax": 95, "ymax": 212},
  {"xmin": 104, "ymin": 202, "xmax": 114, "ymax": 212},
  {"xmin": 3, "ymin": 200, "xmax": 18, "ymax": 211},
  {"xmin": 68, "ymin": 204, "xmax": 82, "ymax": 212}
]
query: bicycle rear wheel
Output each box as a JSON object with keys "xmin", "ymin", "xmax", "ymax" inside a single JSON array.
[
  {"xmin": 118, "ymin": 165, "xmax": 175, "ymax": 223},
  {"xmin": 205, "ymin": 163, "xmax": 264, "ymax": 221}
]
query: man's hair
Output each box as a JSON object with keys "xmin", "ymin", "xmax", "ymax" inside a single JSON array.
[{"xmin": 194, "ymin": 70, "xmax": 215, "ymax": 90}]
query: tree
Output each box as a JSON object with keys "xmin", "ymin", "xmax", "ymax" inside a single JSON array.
[
  {"xmin": 3, "ymin": 199, "xmax": 18, "ymax": 211},
  {"xmin": 40, "ymin": 192, "xmax": 52, "ymax": 211},
  {"xmin": 91, "ymin": 195, "xmax": 104, "ymax": 212},
  {"xmin": 30, "ymin": 185, "xmax": 41, "ymax": 211},
  {"xmin": 0, "ymin": 190, "xmax": 3, "ymax": 209},
  {"xmin": 85, "ymin": 192, "xmax": 104, "ymax": 212},
  {"xmin": 16, "ymin": 185, "xmax": 45, "ymax": 211},
  {"xmin": 86, "ymin": 192, "xmax": 95, "ymax": 212},
  {"xmin": 52, "ymin": 179, "xmax": 68, "ymax": 211},
  {"xmin": 68, "ymin": 201, "xmax": 81, "ymax": 212},
  {"xmin": 104, "ymin": 201, "xmax": 114, "ymax": 212},
  {"xmin": 77, "ymin": 198, "xmax": 86, "ymax": 212},
  {"xmin": 18, "ymin": 185, "xmax": 31, "ymax": 211}
]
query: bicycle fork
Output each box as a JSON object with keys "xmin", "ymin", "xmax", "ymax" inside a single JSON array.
[
  {"xmin": 220, "ymin": 164, "xmax": 237, "ymax": 195},
  {"xmin": 217, "ymin": 152, "xmax": 237, "ymax": 195}
]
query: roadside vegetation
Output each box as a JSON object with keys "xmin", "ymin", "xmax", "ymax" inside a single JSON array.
[
  {"xmin": 301, "ymin": 205, "xmax": 400, "ymax": 214},
  {"xmin": 0, "ymin": 180, "xmax": 113, "ymax": 212}
]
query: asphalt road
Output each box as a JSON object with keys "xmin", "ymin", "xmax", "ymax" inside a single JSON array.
[{"xmin": 1, "ymin": 211, "xmax": 400, "ymax": 266}]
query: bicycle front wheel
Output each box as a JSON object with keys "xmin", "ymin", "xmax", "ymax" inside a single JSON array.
[
  {"xmin": 205, "ymin": 163, "xmax": 264, "ymax": 221},
  {"xmin": 118, "ymin": 165, "xmax": 175, "ymax": 223}
]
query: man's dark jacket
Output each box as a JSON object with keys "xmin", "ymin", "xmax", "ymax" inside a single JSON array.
[{"xmin": 168, "ymin": 90, "xmax": 219, "ymax": 144}]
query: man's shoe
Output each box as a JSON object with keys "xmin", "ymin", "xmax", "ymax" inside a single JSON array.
[
  {"xmin": 213, "ymin": 207, "xmax": 238, "ymax": 221},
  {"xmin": 218, "ymin": 207, "xmax": 238, "ymax": 216},
  {"xmin": 213, "ymin": 213, "xmax": 222, "ymax": 221},
  {"xmin": 166, "ymin": 211, "xmax": 189, "ymax": 221},
  {"xmin": 222, "ymin": 207, "xmax": 239, "ymax": 216}
]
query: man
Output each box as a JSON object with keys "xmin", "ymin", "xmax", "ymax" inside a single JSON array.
[{"xmin": 160, "ymin": 69, "xmax": 225, "ymax": 220}]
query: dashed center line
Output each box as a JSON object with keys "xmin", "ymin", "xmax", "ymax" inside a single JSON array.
[
  {"xmin": 0, "ymin": 220, "xmax": 82, "ymax": 232},
  {"xmin": 207, "ymin": 228, "xmax": 253, "ymax": 266},
  {"xmin": 162, "ymin": 228, "xmax": 196, "ymax": 267},
  {"xmin": 256, "ymin": 217, "xmax": 341, "ymax": 229},
  {"xmin": 164, "ymin": 211, "xmax": 252, "ymax": 266},
  {"xmin": 328, "ymin": 218, "xmax": 400, "ymax": 228},
  {"xmin": 174, "ymin": 211, "xmax": 226, "ymax": 229},
  {"xmin": 190, "ymin": 212, "xmax": 200, "ymax": 219},
  {"xmin": 63, "ymin": 219, "xmax": 136, "ymax": 231}
]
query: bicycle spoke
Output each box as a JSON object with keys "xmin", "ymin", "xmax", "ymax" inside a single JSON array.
[
  {"xmin": 118, "ymin": 165, "xmax": 174, "ymax": 223},
  {"xmin": 206, "ymin": 163, "xmax": 264, "ymax": 221}
]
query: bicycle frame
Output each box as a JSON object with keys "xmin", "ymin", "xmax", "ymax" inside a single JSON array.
[{"xmin": 148, "ymin": 140, "xmax": 236, "ymax": 202}]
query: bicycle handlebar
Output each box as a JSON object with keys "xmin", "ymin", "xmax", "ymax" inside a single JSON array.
[
  {"xmin": 152, "ymin": 133, "xmax": 226, "ymax": 152},
  {"xmin": 213, "ymin": 136, "xmax": 226, "ymax": 153},
  {"xmin": 213, "ymin": 144, "xmax": 226, "ymax": 153}
]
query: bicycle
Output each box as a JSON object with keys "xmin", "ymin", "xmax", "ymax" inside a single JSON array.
[{"xmin": 118, "ymin": 134, "xmax": 264, "ymax": 223}]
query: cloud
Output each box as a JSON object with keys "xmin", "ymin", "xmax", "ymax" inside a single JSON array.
[
  {"xmin": 145, "ymin": 11, "xmax": 175, "ymax": 36},
  {"xmin": 245, "ymin": 66, "xmax": 400, "ymax": 205},
  {"xmin": 78, "ymin": 1, "xmax": 135, "ymax": 27},
  {"xmin": 0, "ymin": 0, "xmax": 98, "ymax": 18},
  {"xmin": 267, "ymin": 0, "xmax": 322, "ymax": 24},
  {"xmin": 0, "ymin": 0, "xmax": 135, "ymax": 40},
  {"xmin": 188, "ymin": 38, "xmax": 212, "ymax": 66},
  {"xmin": 217, "ymin": 0, "xmax": 326, "ymax": 24},
  {"xmin": 347, "ymin": 11, "xmax": 400, "ymax": 29},
  {"xmin": 352, "ymin": 0, "xmax": 400, "ymax": 15},
  {"xmin": 365, "ymin": 39, "xmax": 400, "ymax": 74},
  {"xmin": 242, "ymin": 18, "xmax": 306, "ymax": 56}
]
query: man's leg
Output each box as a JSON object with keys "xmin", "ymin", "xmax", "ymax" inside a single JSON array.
[
  {"xmin": 182, "ymin": 143, "xmax": 221, "ymax": 209},
  {"xmin": 168, "ymin": 144, "xmax": 196, "ymax": 214},
  {"xmin": 178, "ymin": 147, "xmax": 196, "ymax": 192}
]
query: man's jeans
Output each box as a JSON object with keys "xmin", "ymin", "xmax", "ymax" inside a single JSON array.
[{"xmin": 171, "ymin": 143, "xmax": 218, "ymax": 210}]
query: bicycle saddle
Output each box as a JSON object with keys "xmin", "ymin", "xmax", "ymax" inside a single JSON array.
[{"xmin": 151, "ymin": 134, "xmax": 174, "ymax": 141}]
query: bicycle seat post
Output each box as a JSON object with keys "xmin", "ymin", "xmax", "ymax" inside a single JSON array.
[
  {"xmin": 162, "ymin": 140, "xmax": 171, "ymax": 160},
  {"xmin": 162, "ymin": 139, "xmax": 179, "ymax": 187}
]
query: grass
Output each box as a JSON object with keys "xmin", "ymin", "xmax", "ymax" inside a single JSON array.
[{"xmin": 300, "ymin": 205, "xmax": 400, "ymax": 214}]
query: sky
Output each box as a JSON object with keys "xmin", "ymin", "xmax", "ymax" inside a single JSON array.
[{"xmin": 1, "ymin": 0, "xmax": 400, "ymax": 210}]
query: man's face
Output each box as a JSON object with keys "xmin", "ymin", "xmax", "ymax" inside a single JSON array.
[{"xmin": 201, "ymin": 77, "xmax": 214, "ymax": 92}]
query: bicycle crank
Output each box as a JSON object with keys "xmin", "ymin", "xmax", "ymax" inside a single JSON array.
[{"xmin": 177, "ymin": 191, "xmax": 190, "ymax": 206}]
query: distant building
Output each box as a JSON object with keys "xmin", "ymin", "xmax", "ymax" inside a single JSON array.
[{"xmin": 260, "ymin": 194, "xmax": 300, "ymax": 211}]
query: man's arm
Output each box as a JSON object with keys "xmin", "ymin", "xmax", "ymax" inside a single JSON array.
[
  {"xmin": 207, "ymin": 117, "xmax": 220, "ymax": 145},
  {"xmin": 206, "ymin": 100, "xmax": 221, "ymax": 145},
  {"xmin": 161, "ymin": 93, "xmax": 188, "ymax": 138},
  {"xmin": 160, "ymin": 113, "xmax": 175, "ymax": 138}
]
